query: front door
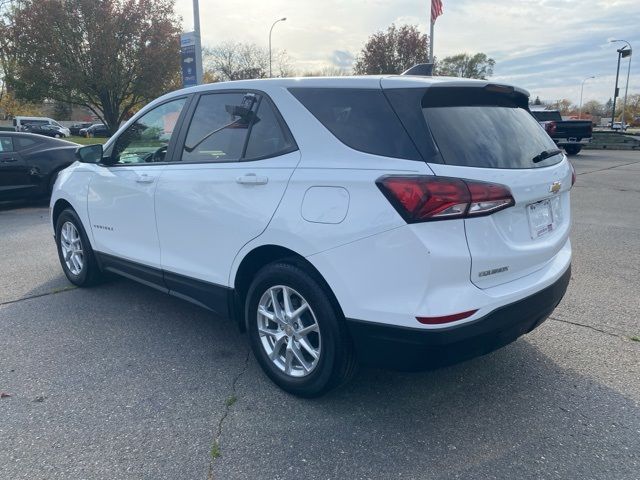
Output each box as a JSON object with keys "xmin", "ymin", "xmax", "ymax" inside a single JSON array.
[
  {"xmin": 87, "ymin": 97, "xmax": 189, "ymax": 270},
  {"xmin": 155, "ymin": 91, "xmax": 300, "ymax": 311}
]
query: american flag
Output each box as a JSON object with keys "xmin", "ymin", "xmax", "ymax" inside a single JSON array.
[{"xmin": 431, "ymin": 0, "xmax": 443, "ymax": 23}]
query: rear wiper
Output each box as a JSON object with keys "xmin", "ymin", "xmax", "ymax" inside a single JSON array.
[{"xmin": 532, "ymin": 148, "xmax": 563, "ymax": 163}]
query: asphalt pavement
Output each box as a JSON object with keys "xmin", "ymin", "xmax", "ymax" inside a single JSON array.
[{"xmin": 1, "ymin": 150, "xmax": 639, "ymax": 480}]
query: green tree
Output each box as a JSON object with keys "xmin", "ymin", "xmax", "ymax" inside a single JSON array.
[
  {"xmin": 353, "ymin": 24, "xmax": 429, "ymax": 75},
  {"xmin": 11, "ymin": 0, "xmax": 181, "ymax": 133},
  {"xmin": 436, "ymin": 53, "xmax": 495, "ymax": 79},
  {"xmin": 533, "ymin": 96, "xmax": 542, "ymax": 105}
]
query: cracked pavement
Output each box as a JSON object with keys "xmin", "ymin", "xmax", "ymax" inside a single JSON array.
[{"xmin": 1, "ymin": 150, "xmax": 639, "ymax": 479}]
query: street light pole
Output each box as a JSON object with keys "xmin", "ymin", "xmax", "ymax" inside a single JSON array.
[
  {"xmin": 579, "ymin": 76, "xmax": 595, "ymax": 119},
  {"xmin": 611, "ymin": 40, "xmax": 632, "ymax": 127},
  {"xmin": 269, "ymin": 17, "xmax": 287, "ymax": 78},
  {"xmin": 611, "ymin": 48, "xmax": 623, "ymax": 129},
  {"xmin": 193, "ymin": 0, "xmax": 203, "ymax": 84}
]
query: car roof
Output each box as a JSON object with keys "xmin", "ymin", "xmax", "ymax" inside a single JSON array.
[
  {"xmin": 0, "ymin": 131, "xmax": 75, "ymax": 145},
  {"xmin": 149, "ymin": 75, "xmax": 527, "ymax": 106}
]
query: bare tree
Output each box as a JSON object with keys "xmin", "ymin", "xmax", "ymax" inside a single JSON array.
[
  {"xmin": 11, "ymin": 0, "xmax": 181, "ymax": 132},
  {"xmin": 299, "ymin": 66, "xmax": 352, "ymax": 77},
  {"xmin": 203, "ymin": 41, "xmax": 293, "ymax": 82}
]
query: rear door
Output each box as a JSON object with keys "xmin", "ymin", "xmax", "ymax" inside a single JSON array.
[
  {"xmin": 384, "ymin": 82, "xmax": 573, "ymax": 289},
  {"xmin": 155, "ymin": 90, "xmax": 299, "ymax": 305}
]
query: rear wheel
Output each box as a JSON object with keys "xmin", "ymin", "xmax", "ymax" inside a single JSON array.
[
  {"xmin": 55, "ymin": 208, "xmax": 104, "ymax": 286},
  {"xmin": 246, "ymin": 262, "xmax": 357, "ymax": 397},
  {"xmin": 564, "ymin": 145, "xmax": 581, "ymax": 156}
]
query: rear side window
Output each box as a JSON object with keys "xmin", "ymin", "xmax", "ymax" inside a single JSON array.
[
  {"xmin": 16, "ymin": 137, "xmax": 37, "ymax": 149},
  {"xmin": 0, "ymin": 136, "xmax": 14, "ymax": 152},
  {"xmin": 424, "ymin": 106, "xmax": 559, "ymax": 169},
  {"xmin": 289, "ymin": 88, "xmax": 421, "ymax": 160}
]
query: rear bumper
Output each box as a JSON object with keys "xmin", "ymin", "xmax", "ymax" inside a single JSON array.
[
  {"xmin": 555, "ymin": 137, "xmax": 592, "ymax": 145},
  {"xmin": 345, "ymin": 265, "xmax": 571, "ymax": 371}
]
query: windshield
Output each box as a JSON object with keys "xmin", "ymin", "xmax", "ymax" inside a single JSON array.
[{"xmin": 424, "ymin": 106, "xmax": 561, "ymax": 169}]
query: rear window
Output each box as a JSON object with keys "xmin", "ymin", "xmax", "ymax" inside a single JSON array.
[
  {"xmin": 531, "ymin": 110, "xmax": 562, "ymax": 122},
  {"xmin": 289, "ymin": 88, "xmax": 421, "ymax": 160},
  {"xmin": 424, "ymin": 105, "xmax": 560, "ymax": 169}
]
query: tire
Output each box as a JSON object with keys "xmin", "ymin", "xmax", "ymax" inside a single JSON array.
[
  {"xmin": 55, "ymin": 208, "xmax": 104, "ymax": 287},
  {"xmin": 564, "ymin": 145, "xmax": 581, "ymax": 156},
  {"xmin": 54, "ymin": 134, "xmax": 61, "ymax": 138},
  {"xmin": 246, "ymin": 261, "xmax": 357, "ymax": 397}
]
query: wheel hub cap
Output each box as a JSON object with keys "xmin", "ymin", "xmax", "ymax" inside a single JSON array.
[{"xmin": 257, "ymin": 285, "xmax": 321, "ymax": 378}]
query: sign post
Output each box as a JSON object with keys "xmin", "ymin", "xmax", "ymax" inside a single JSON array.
[{"xmin": 180, "ymin": 32, "xmax": 201, "ymax": 88}]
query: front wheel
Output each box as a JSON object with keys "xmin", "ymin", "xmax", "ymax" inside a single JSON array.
[
  {"xmin": 246, "ymin": 262, "xmax": 357, "ymax": 397},
  {"xmin": 564, "ymin": 145, "xmax": 582, "ymax": 156},
  {"xmin": 55, "ymin": 208, "xmax": 104, "ymax": 286}
]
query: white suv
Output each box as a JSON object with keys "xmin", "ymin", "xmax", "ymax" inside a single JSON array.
[{"xmin": 51, "ymin": 75, "xmax": 573, "ymax": 397}]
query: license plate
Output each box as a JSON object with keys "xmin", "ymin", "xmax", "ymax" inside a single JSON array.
[{"xmin": 527, "ymin": 198, "xmax": 555, "ymax": 239}]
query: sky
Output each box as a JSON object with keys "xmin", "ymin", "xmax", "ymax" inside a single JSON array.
[{"xmin": 175, "ymin": 0, "xmax": 640, "ymax": 104}]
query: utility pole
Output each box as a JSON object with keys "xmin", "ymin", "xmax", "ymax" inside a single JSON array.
[{"xmin": 193, "ymin": 0, "xmax": 203, "ymax": 85}]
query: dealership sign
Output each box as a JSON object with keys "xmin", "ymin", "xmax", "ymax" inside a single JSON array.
[{"xmin": 180, "ymin": 32, "xmax": 199, "ymax": 88}]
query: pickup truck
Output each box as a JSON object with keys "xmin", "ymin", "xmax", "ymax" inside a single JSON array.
[{"xmin": 531, "ymin": 110, "xmax": 592, "ymax": 155}]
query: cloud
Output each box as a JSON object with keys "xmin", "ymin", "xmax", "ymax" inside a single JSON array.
[
  {"xmin": 330, "ymin": 50, "xmax": 355, "ymax": 68},
  {"xmin": 175, "ymin": 0, "xmax": 639, "ymax": 101}
]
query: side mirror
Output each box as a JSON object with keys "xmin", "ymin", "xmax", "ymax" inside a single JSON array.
[{"xmin": 75, "ymin": 144, "xmax": 104, "ymax": 164}]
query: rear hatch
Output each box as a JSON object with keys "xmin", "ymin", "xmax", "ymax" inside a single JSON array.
[{"xmin": 383, "ymin": 80, "xmax": 573, "ymax": 289}]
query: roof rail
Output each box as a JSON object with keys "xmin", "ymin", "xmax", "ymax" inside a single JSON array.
[{"xmin": 401, "ymin": 63, "xmax": 434, "ymax": 76}]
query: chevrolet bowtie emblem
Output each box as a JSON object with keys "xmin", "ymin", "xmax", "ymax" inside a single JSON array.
[{"xmin": 549, "ymin": 181, "xmax": 561, "ymax": 194}]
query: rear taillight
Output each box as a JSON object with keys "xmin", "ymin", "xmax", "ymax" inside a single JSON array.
[
  {"xmin": 545, "ymin": 121, "xmax": 557, "ymax": 135},
  {"xmin": 377, "ymin": 176, "xmax": 515, "ymax": 223}
]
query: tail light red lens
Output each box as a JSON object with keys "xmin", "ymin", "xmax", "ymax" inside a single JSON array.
[{"xmin": 377, "ymin": 175, "xmax": 515, "ymax": 223}]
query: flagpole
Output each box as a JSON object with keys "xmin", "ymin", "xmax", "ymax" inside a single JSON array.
[{"xmin": 429, "ymin": 19, "xmax": 434, "ymax": 63}]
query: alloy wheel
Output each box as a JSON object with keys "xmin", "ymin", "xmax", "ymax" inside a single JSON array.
[
  {"xmin": 60, "ymin": 221, "xmax": 84, "ymax": 275},
  {"xmin": 257, "ymin": 285, "xmax": 321, "ymax": 377}
]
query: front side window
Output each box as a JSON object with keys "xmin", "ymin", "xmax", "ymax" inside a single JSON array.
[
  {"xmin": 112, "ymin": 98, "xmax": 187, "ymax": 164},
  {"xmin": 180, "ymin": 92, "xmax": 294, "ymax": 163},
  {"xmin": 0, "ymin": 136, "xmax": 14, "ymax": 152}
]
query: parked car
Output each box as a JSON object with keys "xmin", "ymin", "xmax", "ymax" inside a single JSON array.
[
  {"xmin": 51, "ymin": 74, "xmax": 573, "ymax": 397},
  {"xmin": 0, "ymin": 132, "xmax": 77, "ymax": 201},
  {"xmin": 69, "ymin": 122, "xmax": 93, "ymax": 136},
  {"xmin": 611, "ymin": 122, "xmax": 627, "ymax": 132},
  {"xmin": 80, "ymin": 123, "xmax": 110, "ymax": 138},
  {"xmin": 13, "ymin": 116, "xmax": 71, "ymax": 137},
  {"xmin": 531, "ymin": 109, "xmax": 592, "ymax": 155},
  {"xmin": 23, "ymin": 123, "xmax": 69, "ymax": 138}
]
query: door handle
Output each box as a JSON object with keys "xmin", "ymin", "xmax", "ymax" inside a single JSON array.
[
  {"xmin": 236, "ymin": 173, "xmax": 268, "ymax": 185},
  {"xmin": 0, "ymin": 157, "xmax": 17, "ymax": 163},
  {"xmin": 135, "ymin": 174, "xmax": 155, "ymax": 184}
]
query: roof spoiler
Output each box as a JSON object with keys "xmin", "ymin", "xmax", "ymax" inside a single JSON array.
[{"xmin": 401, "ymin": 63, "xmax": 434, "ymax": 76}]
